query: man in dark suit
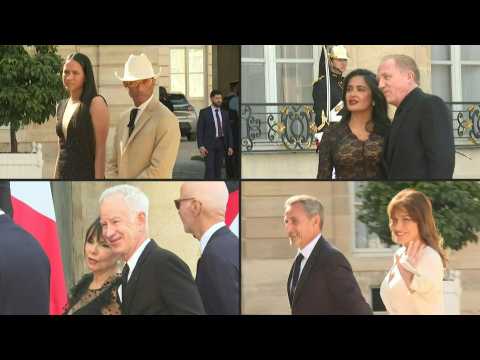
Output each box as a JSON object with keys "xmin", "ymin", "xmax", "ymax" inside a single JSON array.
[
  {"xmin": 99, "ymin": 184, "xmax": 205, "ymax": 315},
  {"xmin": 197, "ymin": 89, "xmax": 234, "ymax": 179},
  {"xmin": 283, "ymin": 195, "xmax": 372, "ymax": 315},
  {"xmin": 0, "ymin": 182, "xmax": 50, "ymax": 315},
  {"xmin": 176, "ymin": 182, "xmax": 239, "ymax": 315},
  {"xmin": 223, "ymin": 81, "xmax": 240, "ymax": 179},
  {"xmin": 378, "ymin": 54, "xmax": 455, "ymax": 179}
]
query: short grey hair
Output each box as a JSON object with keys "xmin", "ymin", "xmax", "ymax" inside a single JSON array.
[
  {"xmin": 99, "ymin": 184, "xmax": 149, "ymax": 220},
  {"xmin": 284, "ymin": 194, "xmax": 324, "ymax": 227},
  {"xmin": 382, "ymin": 54, "xmax": 420, "ymax": 85}
]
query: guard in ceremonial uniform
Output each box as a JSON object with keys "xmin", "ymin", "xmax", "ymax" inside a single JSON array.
[{"xmin": 312, "ymin": 45, "xmax": 349, "ymax": 128}]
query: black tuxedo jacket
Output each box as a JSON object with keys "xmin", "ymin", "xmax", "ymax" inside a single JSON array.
[
  {"xmin": 382, "ymin": 88, "xmax": 455, "ymax": 179},
  {"xmin": 121, "ymin": 240, "xmax": 205, "ymax": 315},
  {"xmin": 287, "ymin": 236, "xmax": 372, "ymax": 315},
  {"xmin": 196, "ymin": 226, "xmax": 239, "ymax": 315},
  {"xmin": 197, "ymin": 106, "xmax": 233, "ymax": 150},
  {"xmin": 0, "ymin": 214, "xmax": 50, "ymax": 314}
]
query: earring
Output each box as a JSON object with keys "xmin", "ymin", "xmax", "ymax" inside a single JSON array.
[{"xmin": 372, "ymin": 101, "xmax": 376, "ymax": 107}]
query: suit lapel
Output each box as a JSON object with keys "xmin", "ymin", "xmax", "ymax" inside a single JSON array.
[
  {"xmin": 122, "ymin": 100, "xmax": 157, "ymax": 153},
  {"xmin": 123, "ymin": 240, "xmax": 155, "ymax": 314},
  {"xmin": 119, "ymin": 112, "xmax": 130, "ymax": 155},
  {"xmin": 386, "ymin": 89, "xmax": 422, "ymax": 167},
  {"xmin": 292, "ymin": 236, "xmax": 325, "ymax": 306},
  {"xmin": 126, "ymin": 111, "xmax": 152, "ymax": 149},
  {"xmin": 287, "ymin": 260, "xmax": 294, "ymax": 307}
]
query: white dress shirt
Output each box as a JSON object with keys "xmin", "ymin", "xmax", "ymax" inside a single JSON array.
[
  {"xmin": 118, "ymin": 238, "xmax": 151, "ymax": 302},
  {"xmin": 199, "ymin": 221, "xmax": 226, "ymax": 255},
  {"xmin": 131, "ymin": 93, "xmax": 155, "ymax": 126},
  {"xmin": 297, "ymin": 233, "xmax": 321, "ymax": 275},
  {"xmin": 0, "ymin": 209, "xmax": 4, "ymax": 215},
  {"xmin": 290, "ymin": 233, "xmax": 322, "ymax": 293},
  {"xmin": 380, "ymin": 245, "xmax": 445, "ymax": 315},
  {"xmin": 62, "ymin": 99, "xmax": 80, "ymax": 140},
  {"xmin": 210, "ymin": 105, "xmax": 223, "ymax": 137}
]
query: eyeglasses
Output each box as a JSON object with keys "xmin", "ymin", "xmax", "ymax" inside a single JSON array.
[
  {"xmin": 123, "ymin": 80, "xmax": 142, "ymax": 88},
  {"xmin": 123, "ymin": 78, "xmax": 154, "ymax": 88},
  {"xmin": 174, "ymin": 197, "xmax": 196, "ymax": 210}
]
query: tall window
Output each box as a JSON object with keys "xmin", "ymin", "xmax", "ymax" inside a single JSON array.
[
  {"xmin": 241, "ymin": 45, "xmax": 266, "ymax": 103},
  {"xmin": 275, "ymin": 45, "xmax": 315, "ymax": 103},
  {"xmin": 432, "ymin": 45, "xmax": 480, "ymax": 102},
  {"xmin": 241, "ymin": 45, "xmax": 319, "ymax": 103},
  {"xmin": 170, "ymin": 47, "xmax": 205, "ymax": 98}
]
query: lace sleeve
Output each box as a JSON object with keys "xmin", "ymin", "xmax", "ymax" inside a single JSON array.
[
  {"xmin": 100, "ymin": 285, "xmax": 122, "ymax": 315},
  {"xmin": 317, "ymin": 127, "xmax": 334, "ymax": 179}
]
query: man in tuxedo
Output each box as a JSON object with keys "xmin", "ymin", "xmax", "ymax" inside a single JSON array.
[
  {"xmin": 283, "ymin": 195, "xmax": 372, "ymax": 315},
  {"xmin": 0, "ymin": 182, "xmax": 50, "ymax": 315},
  {"xmin": 176, "ymin": 181, "xmax": 239, "ymax": 315},
  {"xmin": 106, "ymin": 53, "xmax": 180, "ymax": 179},
  {"xmin": 378, "ymin": 54, "xmax": 455, "ymax": 179},
  {"xmin": 197, "ymin": 90, "xmax": 234, "ymax": 179},
  {"xmin": 99, "ymin": 184, "xmax": 205, "ymax": 315}
]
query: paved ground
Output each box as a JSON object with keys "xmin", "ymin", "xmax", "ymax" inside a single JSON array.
[
  {"xmin": 2, "ymin": 135, "xmax": 227, "ymax": 179},
  {"xmin": 173, "ymin": 137, "xmax": 206, "ymax": 179},
  {"xmin": 35, "ymin": 137, "xmax": 217, "ymax": 179}
]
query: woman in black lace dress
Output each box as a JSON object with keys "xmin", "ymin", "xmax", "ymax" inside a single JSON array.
[
  {"xmin": 55, "ymin": 53, "xmax": 109, "ymax": 179},
  {"xmin": 317, "ymin": 69, "xmax": 391, "ymax": 179},
  {"xmin": 63, "ymin": 218, "xmax": 121, "ymax": 315}
]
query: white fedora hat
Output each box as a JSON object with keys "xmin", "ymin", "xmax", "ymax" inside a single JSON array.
[{"xmin": 115, "ymin": 53, "xmax": 160, "ymax": 82}]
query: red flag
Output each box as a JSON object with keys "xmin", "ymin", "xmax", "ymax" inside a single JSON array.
[
  {"xmin": 225, "ymin": 181, "xmax": 239, "ymax": 237},
  {"xmin": 10, "ymin": 181, "xmax": 67, "ymax": 315}
]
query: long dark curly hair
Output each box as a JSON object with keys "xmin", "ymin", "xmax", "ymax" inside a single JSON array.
[{"xmin": 340, "ymin": 68, "xmax": 391, "ymax": 137}]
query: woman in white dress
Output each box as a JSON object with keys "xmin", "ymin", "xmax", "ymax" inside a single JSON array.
[{"xmin": 380, "ymin": 189, "xmax": 447, "ymax": 315}]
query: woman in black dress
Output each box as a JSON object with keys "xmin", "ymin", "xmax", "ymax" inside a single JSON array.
[
  {"xmin": 317, "ymin": 69, "xmax": 391, "ymax": 179},
  {"xmin": 55, "ymin": 53, "xmax": 109, "ymax": 179},
  {"xmin": 63, "ymin": 217, "xmax": 121, "ymax": 315}
]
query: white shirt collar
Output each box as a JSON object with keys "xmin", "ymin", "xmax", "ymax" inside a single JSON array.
[
  {"xmin": 0, "ymin": 209, "xmax": 4, "ymax": 215},
  {"xmin": 200, "ymin": 222, "xmax": 226, "ymax": 254},
  {"xmin": 297, "ymin": 233, "xmax": 321, "ymax": 265},
  {"xmin": 132, "ymin": 93, "xmax": 155, "ymax": 125},
  {"xmin": 126, "ymin": 238, "xmax": 151, "ymax": 281}
]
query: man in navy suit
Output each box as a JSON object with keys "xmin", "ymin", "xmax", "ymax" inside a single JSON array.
[
  {"xmin": 284, "ymin": 195, "xmax": 372, "ymax": 315},
  {"xmin": 176, "ymin": 181, "xmax": 239, "ymax": 314},
  {"xmin": 0, "ymin": 182, "xmax": 51, "ymax": 315},
  {"xmin": 197, "ymin": 90, "xmax": 234, "ymax": 179}
]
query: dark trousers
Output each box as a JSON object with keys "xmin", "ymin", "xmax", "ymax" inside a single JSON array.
[
  {"xmin": 204, "ymin": 137, "xmax": 225, "ymax": 179},
  {"xmin": 225, "ymin": 152, "xmax": 240, "ymax": 179}
]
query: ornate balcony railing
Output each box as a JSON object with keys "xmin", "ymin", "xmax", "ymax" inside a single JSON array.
[
  {"xmin": 241, "ymin": 103, "xmax": 319, "ymax": 152},
  {"xmin": 446, "ymin": 102, "xmax": 480, "ymax": 147},
  {"xmin": 241, "ymin": 102, "xmax": 480, "ymax": 152}
]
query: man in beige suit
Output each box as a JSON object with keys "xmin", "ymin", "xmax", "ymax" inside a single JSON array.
[{"xmin": 107, "ymin": 53, "xmax": 180, "ymax": 179}]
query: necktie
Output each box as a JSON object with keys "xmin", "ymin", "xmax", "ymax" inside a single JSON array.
[
  {"xmin": 121, "ymin": 263, "xmax": 130, "ymax": 302},
  {"xmin": 128, "ymin": 108, "xmax": 139, "ymax": 138},
  {"xmin": 291, "ymin": 253, "xmax": 304, "ymax": 296},
  {"xmin": 215, "ymin": 108, "xmax": 223, "ymax": 137}
]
